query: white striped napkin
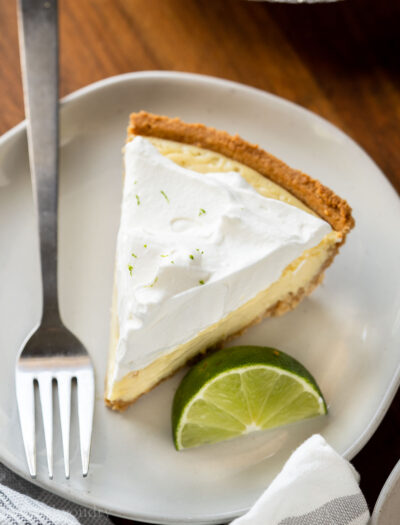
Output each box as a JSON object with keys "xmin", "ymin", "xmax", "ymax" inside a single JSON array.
[
  {"xmin": 231, "ymin": 434, "xmax": 369, "ymax": 525},
  {"xmin": 0, "ymin": 464, "xmax": 112, "ymax": 525}
]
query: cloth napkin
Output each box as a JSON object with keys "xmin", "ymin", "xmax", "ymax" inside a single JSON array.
[
  {"xmin": 0, "ymin": 434, "xmax": 369, "ymax": 524},
  {"xmin": 231, "ymin": 434, "xmax": 369, "ymax": 525},
  {"xmin": 0, "ymin": 463, "xmax": 112, "ymax": 525}
]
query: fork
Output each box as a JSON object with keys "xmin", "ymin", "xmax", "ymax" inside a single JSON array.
[{"xmin": 15, "ymin": 0, "xmax": 95, "ymax": 479}]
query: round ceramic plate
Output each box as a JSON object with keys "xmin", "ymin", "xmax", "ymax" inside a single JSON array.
[
  {"xmin": 371, "ymin": 459, "xmax": 400, "ymax": 525},
  {"xmin": 0, "ymin": 72, "xmax": 399, "ymax": 524}
]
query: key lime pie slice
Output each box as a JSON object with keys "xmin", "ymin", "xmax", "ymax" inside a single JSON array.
[{"xmin": 105, "ymin": 112, "xmax": 354, "ymax": 410}]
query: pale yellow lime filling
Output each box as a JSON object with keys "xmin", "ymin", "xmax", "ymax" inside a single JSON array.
[{"xmin": 106, "ymin": 139, "xmax": 340, "ymax": 404}]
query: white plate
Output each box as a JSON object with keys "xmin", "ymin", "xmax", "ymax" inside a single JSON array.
[
  {"xmin": 371, "ymin": 459, "xmax": 400, "ymax": 525},
  {"xmin": 0, "ymin": 72, "xmax": 399, "ymax": 524}
]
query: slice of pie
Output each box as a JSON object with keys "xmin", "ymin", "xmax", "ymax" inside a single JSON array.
[{"xmin": 105, "ymin": 111, "xmax": 354, "ymax": 411}]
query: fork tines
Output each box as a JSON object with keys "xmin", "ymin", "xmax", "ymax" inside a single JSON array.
[{"xmin": 16, "ymin": 360, "xmax": 94, "ymax": 479}]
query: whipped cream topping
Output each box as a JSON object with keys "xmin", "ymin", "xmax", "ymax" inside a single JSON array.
[{"xmin": 112, "ymin": 137, "xmax": 331, "ymax": 382}]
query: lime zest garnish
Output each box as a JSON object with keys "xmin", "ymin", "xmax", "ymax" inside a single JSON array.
[
  {"xmin": 131, "ymin": 253, "xmax": 137, "ymax": 258},
  {"xmin": 199, "ymin": 280, "xmax": 205, "ymax": 285},
  {"xmin": 160, "ymin": 254, "xmax": 169, "ymax": 258},
  {"xmin": 189, "ymin": 255, "xmax": 194, "ymax": 260},
  {"xmin": 160, "ymin": 190, "xmax": 169, "ymax": 203},
  {"xmin": 144, "ymin": 244, "xmax": 147, "ymax": 248},
  {"xmin": 127, "ymin": 265, "xmax": 133, "ymax": 276},
  {"xmin": 145, "ymin": 276, "xmax": 159, "ymax": 288},
  {"xmin": 136, "ymin": 194, "xmax": 140, "ymax": 206},
  {"xmin": 199, "ymin": 208, "xmax": 206, "ymax": 216}
]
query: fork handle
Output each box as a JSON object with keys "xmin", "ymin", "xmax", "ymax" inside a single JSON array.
[{"xmin": 17, "ymin": 0, "xmax": 60, "ymax": 325}]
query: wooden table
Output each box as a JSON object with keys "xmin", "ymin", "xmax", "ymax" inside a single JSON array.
[{"xmin": 1, "ymin": 0, "xmax": 399, "ymax": 522}]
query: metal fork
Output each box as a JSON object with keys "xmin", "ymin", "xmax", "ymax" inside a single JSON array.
[{"xmin": 15, "ymin": 0, "xmax": 95, "ymax": 479}]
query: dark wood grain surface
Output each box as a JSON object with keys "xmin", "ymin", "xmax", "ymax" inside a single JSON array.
[{"xmin": 0, "ymin": 0, "xmax": 399, "ymax": 523}]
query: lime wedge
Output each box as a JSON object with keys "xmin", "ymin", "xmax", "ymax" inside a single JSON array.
[{"xmin": 172, "ymin": 346, "xmax": 327, "ymax": 450}]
